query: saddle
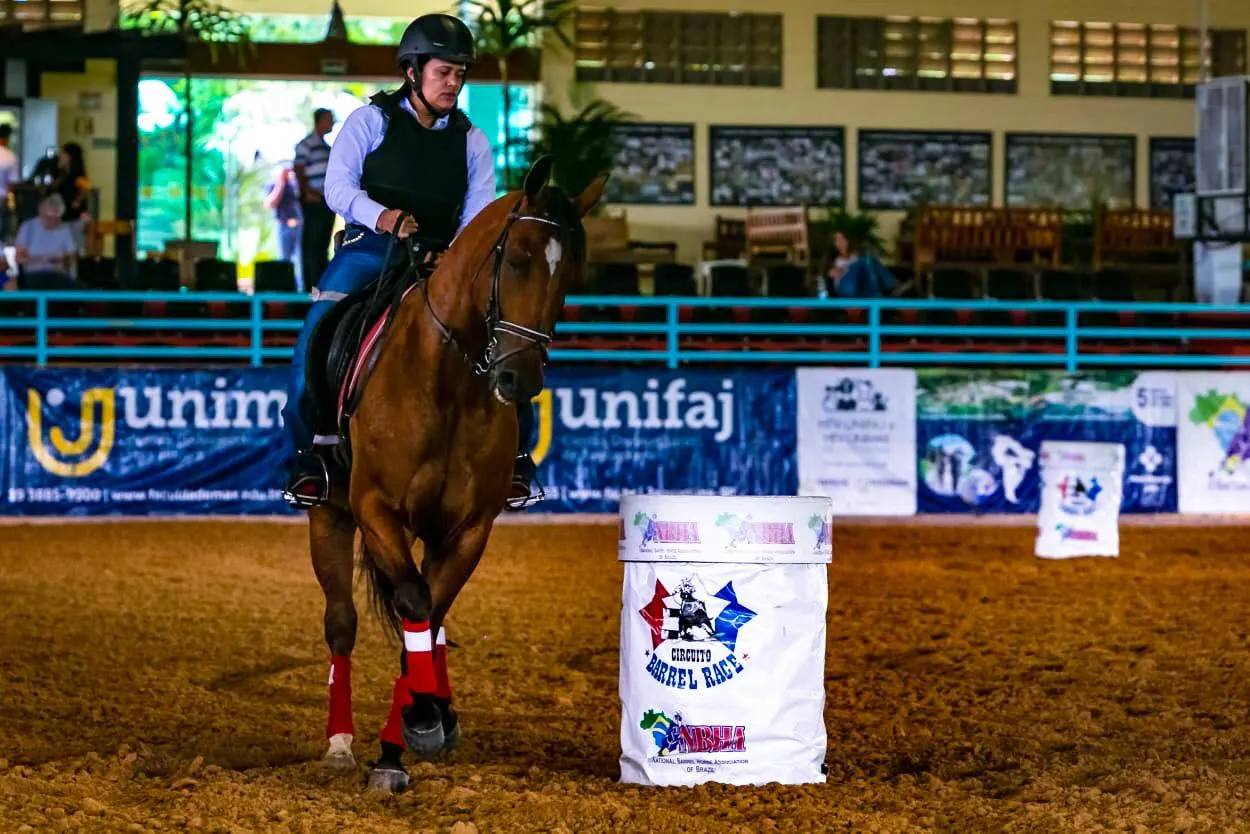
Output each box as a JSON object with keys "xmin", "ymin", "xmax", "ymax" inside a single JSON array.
[{"xmin": 300, "ymin": 236, "xmax": 441, "ymax": 467}]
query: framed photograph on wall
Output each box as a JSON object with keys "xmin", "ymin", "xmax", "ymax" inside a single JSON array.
[
  {"xmin": 1149, "ymin": 136, "xmax": 1195, "ymax": 210},
  {"xmin": 856, "ymin": 130, "xmax": 993, "ymax": 209},
  {"xmin": 1004, "ymin": 132, "xmax": 1136, "ymax": 209},
  {"xmin": 604, "ymin": 122, "xmax": 696, "ymax": 206},
  {"xmin": 709, "ymin": 125, "xmax": 845, "ymax": 207}
]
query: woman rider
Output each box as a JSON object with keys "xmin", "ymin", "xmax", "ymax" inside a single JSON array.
[{"xmin": 280, "ymin": 12, "xmax": 540, "ymax": 511}]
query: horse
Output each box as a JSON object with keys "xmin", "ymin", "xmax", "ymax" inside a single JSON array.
[{"xmin": 304, "ymin": 154, "xmax": 607, "ymax": 793}]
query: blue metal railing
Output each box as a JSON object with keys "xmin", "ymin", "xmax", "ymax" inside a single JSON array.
[{"xmin": 1, "ymin": 290, "xmax": 1248, "ymax": 371}]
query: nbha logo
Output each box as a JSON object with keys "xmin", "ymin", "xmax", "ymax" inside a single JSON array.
[
  {"xmin": 640, "ymin": 709, "xmax": 746, "ymax": 756},
  {"xmin": 27, "ymin": 387, "xmax": 116, "ymax": 478}
]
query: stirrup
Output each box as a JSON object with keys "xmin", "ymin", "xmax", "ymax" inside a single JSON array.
[
  {"xmin": 283, "ymin": 450, "xmax": 332, "ymax": 510},
  {"xmin": 503, "ymin": 457, "xmax": 544, "ymax": 512}
]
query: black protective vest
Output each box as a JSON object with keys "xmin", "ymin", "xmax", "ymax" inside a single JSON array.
[{"xmin": 359, "ymin": 87, "xmax": 471, "ymax": 248}]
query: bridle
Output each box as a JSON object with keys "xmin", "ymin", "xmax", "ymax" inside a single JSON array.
[{"xmin": 422, "ymin": 195, "xmax": 567, "ymax": 377}]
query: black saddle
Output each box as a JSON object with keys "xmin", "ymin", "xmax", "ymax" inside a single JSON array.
[{"xmin": 300, "ymin": 235, "xmax": 443, "ymax": 448}]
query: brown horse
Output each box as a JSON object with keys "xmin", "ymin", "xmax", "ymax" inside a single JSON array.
[{"xmin": 307, "ymin": 155, "xmax": 607, "ymax": 793}]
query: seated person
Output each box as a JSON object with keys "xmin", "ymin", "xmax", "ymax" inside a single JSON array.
[
  {"xmin": 822, "ymin": 230, "xmax": 897, "ymax": 298},
  {"xmin": 15, "ymin": 194, "xmax": 83, "ymax": 290}
]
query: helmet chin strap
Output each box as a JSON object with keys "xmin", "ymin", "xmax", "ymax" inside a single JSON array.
[
  {"xmin": 415, "ymin": 86, "xmax": 452, "ymax": 121},
  {"xmin": 406, "ymin": 65, "xmax": 455, "ymax": 123}
]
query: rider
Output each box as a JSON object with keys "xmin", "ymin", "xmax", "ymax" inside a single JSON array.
[{"xmin": 280, "ymin": 12, "xmax": 540, "ymax": 511}]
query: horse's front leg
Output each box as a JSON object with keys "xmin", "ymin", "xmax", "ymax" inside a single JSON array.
[
  {"xmin": 353, "ymin": 494, "xmax": 443, "ymax": 792},
  {"xmin": 423, "ymin": 521, "xmax": 494, "ymax": 757},
  {"xmin": 309, "ymin": 505, "xmax": 358, "ymax": 771}
]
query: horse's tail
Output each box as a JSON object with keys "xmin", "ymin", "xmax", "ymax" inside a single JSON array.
[{"xmin": 357, "ymin": 539, "xmax": 403, "ymax": 643}]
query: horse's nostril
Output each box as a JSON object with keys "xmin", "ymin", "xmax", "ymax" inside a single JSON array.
[{"xmin": 497, "ymin": 370, "xmax": 517, "ymax": 391}]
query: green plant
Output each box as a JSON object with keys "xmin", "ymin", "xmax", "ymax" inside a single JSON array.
[
  {"xmin": 526, "ymin": 95, "xmax": 636, "ymax": 206},
  {"xmin": 462, "ymin": 0, "xmax": 575, "ymax": 188},
  {"xmin": 118, "ymin": 0, "xmax": 253, "ymax": 241},
  {"xmin": 811, "ymin": 207, "xmax": 886, "ymax": 263}
]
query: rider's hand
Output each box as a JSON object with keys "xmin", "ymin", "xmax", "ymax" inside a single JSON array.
[{"xmin": 376, "ymin": 209, "xmax": 418, "ymax": 240}]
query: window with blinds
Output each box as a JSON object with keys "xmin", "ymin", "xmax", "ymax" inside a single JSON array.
[
  {"xmin": 817, "ymin": 15, "xmax": 1017, "ymax": 93},
  {"xmin": 574, "ymin": 8, "xmax": 783, "ymax": 87},
  {"xmin": 1050, "ymin": 21, "xmax": 1247, "ymax": 97},
  {"xmin": 0, "ymin": 0, "xmax": 83, "ymax": 27}
]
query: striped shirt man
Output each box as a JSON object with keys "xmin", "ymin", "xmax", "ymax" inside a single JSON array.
[
  {"xmin": 295, "ymin": 108, "xmax": 337, "ymax": 288},
  {"xmin": 294, "ymin": 109, "xmax": 334, "ymax": 195}
]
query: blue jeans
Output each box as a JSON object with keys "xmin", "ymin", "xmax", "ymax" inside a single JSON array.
[
  {"xmin": 282, "ymin": 228, "xmax": 392, "ymax": 451},
  {"xmin": 277, "ymin": 221, "xmax": 303, "ymax": 291}
]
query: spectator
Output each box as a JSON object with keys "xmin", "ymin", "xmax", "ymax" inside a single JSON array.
[
  {"xmin": 294, "ymin": 108, "xmax": 335, "ymax": 288},
  {"xmin": 53, "ymin": 142, "xmax": 91, "ymax": 254},
  {"xmin": 0, "ymin": 124, "xmax": 18, "ymax": 242},
  {"xmin": 14, "ymin": 193, "xmax": 83, "ymax": 290},
  {"xmin": 821, "ymin": 230, "xmax": 897, "ymax": 299},
  {"xmin": 264, "ymin": 163, "xmax": 304, "ymax": 290}
]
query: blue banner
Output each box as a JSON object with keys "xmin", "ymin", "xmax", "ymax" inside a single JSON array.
[
  {"xmin": 0, "ymin": 366, "xmax": 797, "ymax": 517},
  {"xmin": 528, "ymin": 368, "xmax": 798, "ymax": 513},
  {"xmin": 1, "ymin": 367, "xmax": 296, "ymax": 516},
  {"xmin": 916, "ymin": 370, "xmax": 1178, "ymax": 514}
]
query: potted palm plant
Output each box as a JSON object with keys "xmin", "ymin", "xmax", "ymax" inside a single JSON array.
[
  {"xmin": 528, "ymin": 93, "xmax": 635, "ymax": 201},
  {"xmin": 523, "ymin": 91, "xmax": 635, "ymax": 260},
  {"xmin": 462, "ymin": 0, "xmax": 575, "ymax": 188}
]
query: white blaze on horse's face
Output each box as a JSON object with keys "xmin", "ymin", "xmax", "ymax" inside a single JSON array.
[{"xmin": 544, "ymin": 236, "xmax": 562, "ymax": 279}]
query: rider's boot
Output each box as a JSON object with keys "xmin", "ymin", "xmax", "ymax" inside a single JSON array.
[
  {"xmin": 283, "ymin": 441, "xmax": 335, "ymax": 510},
  {"xmin": 503, "ymin": 453, "xmax": 543, "ymax": 512}
]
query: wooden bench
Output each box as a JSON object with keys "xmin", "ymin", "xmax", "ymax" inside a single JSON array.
[
  {"xmin": 914, "ymin": 206, "xmax": 1064, "ymax": 296},
  {"xmin": 745, "ymin": 205, "xmax": 809, "ymax": 266},
  {"xmin": 582, "ymin": 214, "xmax": 677, "ymax": 265},
  {"xmin": 1093, "ymin": 208, "xmax": 1187, "ymax": 299},
  {"xmin": 701, "ymin": 215, "xmax": 746, "ymax": 261}
]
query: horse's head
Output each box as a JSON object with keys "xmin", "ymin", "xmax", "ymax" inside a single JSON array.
[{"xmin": 481, "ymin": 155, "xmax": 607, "ymax": 404}]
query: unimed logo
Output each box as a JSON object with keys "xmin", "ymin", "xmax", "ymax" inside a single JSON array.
[
  {"xmin": 27, "ymin": 387, "xmax": 116, "ymax": 478},
  {"xmin": 25, "ymin": 380, "xmax": 288, "ymax": 478}
]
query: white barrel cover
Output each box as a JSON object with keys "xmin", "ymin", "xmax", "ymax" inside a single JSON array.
[
  {"xmin": 1035, "ymin": 440, "xmax": 1126, "ymax": 559},
  {"xmin": 617, "ymin": 494, "xmax": 831, "ymax": 786}
]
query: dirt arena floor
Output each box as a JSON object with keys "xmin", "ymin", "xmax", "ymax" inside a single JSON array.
[{"xmin": 4, "ymin": 520, "xmax": 1250, "ymax": 833}]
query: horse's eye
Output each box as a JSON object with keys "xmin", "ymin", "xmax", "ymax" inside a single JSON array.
[{"xmin": 506, "ymin": 250, "xmax": 532, "ymax": 270}]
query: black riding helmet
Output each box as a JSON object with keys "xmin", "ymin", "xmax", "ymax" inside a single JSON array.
[
  {"xmin": 397, "ymin": 14, "xmax": 476, "ymax": 71},
  {"xmin": 396, "ymin": 14, "xmax": 475, "ymax": 119}
]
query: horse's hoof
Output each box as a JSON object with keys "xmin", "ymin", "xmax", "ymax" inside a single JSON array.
[
  {"xmin": 323, "ymin": 733, "xmax": 356, "ymax": 771},
  {"xmin": 401, "ymin": 697, "xmax": 446, "ymax": 760},
  {"xmin": 442, "ymin": 710, "xmax": 461, "ymax": 753},
  {"xmin": 366, "ymin": 765, "xmax": 409, "ymax": 794}
]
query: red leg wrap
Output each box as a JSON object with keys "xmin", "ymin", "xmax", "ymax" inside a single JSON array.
[
  {"xmin": 402, "ymin": 619, "xmax": 439, "ymax": 696},
  {"xmin": 434, "ymin": 627, "xmax": 452, "ymax": 701},
  {"xmin": 326, "ymin": 655, "xmax": 354, "ymax": 738},
  {"xmin": 380, "ymin": 675, "xmax": 412, "ymax": 748}
]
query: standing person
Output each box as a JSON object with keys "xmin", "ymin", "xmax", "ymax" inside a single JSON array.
[
  {"xmin": 278, "ymin": 13, "xmax": 544, "ymax": 512},
  {"xmin": 0, "ymin": 124, "xmax": 18, "ymax": 242},
  {"xmin": 53, "ymin": 142, "xmax": 91, "ymax": 255},
  {"xmin": 264, "ymin": 163, "xmax": 304, "ymax": 290},
  {"xmin": 294, "ymin": 108, "xmax": 335, "ymax": 289}
]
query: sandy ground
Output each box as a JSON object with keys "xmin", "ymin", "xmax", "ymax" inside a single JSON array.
[{"xmin": 3, "ymin": 521, "xmax": 1250, "ymax": 833}]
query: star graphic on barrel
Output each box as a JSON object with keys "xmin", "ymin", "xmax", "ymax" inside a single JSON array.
[{"xmin": 638, "ymin": 577, "xmax": 757, "ymax": 652}]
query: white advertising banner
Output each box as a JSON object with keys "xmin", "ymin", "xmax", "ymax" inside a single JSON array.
[
  {"xmin": 795, "ymin": 368, "xmax": 917, "ymax": 516},
  {"xmin": 1035, "ymin": 441, "xmax": 1125, "ymax": 559},
  {"xmin": 1177, "ymin": 372, "xmax": 1250, "ymax": 514},
  {"xmin": 618, "ymin": 494, "xmax": 830, "ymax": 786}
]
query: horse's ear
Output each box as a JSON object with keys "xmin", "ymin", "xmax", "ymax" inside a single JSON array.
[
  {"xmin": 524, "ymin": 154, "xmax": 555, "ymax": 202},
  {"xmin": 573, "ymin": 172, "xmax": 609, "ymax": 218}
]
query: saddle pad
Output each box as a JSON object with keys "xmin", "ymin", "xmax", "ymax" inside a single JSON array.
[{"xmin": 336, "ymin": 282, "xmax": 421, "ymax": 421}]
